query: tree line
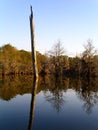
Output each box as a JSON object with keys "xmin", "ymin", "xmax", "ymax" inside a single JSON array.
[{"xmin": 0, "ymin": 40, "xmax": 98, "ymax": 78}]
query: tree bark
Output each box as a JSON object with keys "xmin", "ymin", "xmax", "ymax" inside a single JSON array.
[{"xmin": 30, "ymin": 6, "xmax": 38, "ymax": 79}]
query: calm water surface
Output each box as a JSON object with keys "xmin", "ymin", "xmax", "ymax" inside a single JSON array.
[{"xmin": 0, "ymin": 76, "xmax": 98, "ymax": 130}]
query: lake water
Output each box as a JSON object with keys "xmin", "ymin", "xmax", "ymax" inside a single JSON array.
[{"xmin": 0, "ymin": 76, "xmax": 98, "ymax": 130}]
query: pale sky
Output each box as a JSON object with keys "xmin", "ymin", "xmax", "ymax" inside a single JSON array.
[{"xmin": 0, "ymin": 0, "xmax": 98, "ymax": 56}]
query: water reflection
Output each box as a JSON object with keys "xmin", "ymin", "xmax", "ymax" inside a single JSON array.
[
  {"xmin": 0, "ymin": 76, "xmax": 33, "ymax": 100},
  {"xmin": 0, "ymin": 76, "xmax": 98, "ymax": 114},
  {"xmin": 28, "ymin": 78, "xmax": 38, "ymax": 130},
  {"xmin": 37, "ymin": 76, "xmax": 98, "ymax": 114},
  {"xmin": 44, "ymin": 76, "xmax": 65, "ymax": 113},
  {"xmin": 78, "ymin": 78, "xmax": 98, "ymax": 114},
  {"xmin": 0, "ymin": 76, "xmax": 98, "ymax": 130}
]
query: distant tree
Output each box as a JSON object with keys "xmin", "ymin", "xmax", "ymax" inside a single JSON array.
[
  {"xmin": 36, "ymin": 51, "xmax": 49, "ymax": 75},
  {"xmin": 0, "ymin": 44, "xmax": 18, "ymax": 75},
  {"xmin": 49, "ymin": 40, "xmax": 65, "ymax": 57},
  {"xmin": 81, "ymin": 39, "xmax": 97, "ymax": 78},
  {"xmin": 19, "ymin": 50, "xmax": 32, "ymax": 74},
  {"xmin": 0, "ymin": 44, "xmax": 33, "ymax": 75},
  {"xmin": 93, "ymin": 55, "xmax": 98, "ymax": 76},
  {"xmin": 68, "ymin": 56, "xmax": 81, "ymax": 77},
  {"xmin": 48, "ymin": 40, "xmax": 65, "ymax": 75}
]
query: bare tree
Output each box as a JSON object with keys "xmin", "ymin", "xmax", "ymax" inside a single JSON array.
[
  {"xmin": 82, "ymin": 39, "xmax": 96, "ymax": 59},
  {"xmin": 48, "ymin": 40, "xmax": 65, "ymax": 75},
  {"xmin": 81, "ymin": 39, "xmax": 97, "ymax": 78},
  {"xmin": 49, "ymin": 40, "xmax": 65, "ymax": 57}
]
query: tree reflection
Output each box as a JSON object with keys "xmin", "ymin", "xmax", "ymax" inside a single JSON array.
[
  {"xmin": 1, "ymin": 75, "xmax": 98, "ymax": 116},
  {"xmin": 28, "ymin": 78, "xmax": 38, "ymax": 130},
  {"xmin": 44, "ymin": 76, "xmax": 65, "ymax": 113},
  {"xmin": 78, "ymin": 78, "xmax": 98, "ymax": 114},
  {"xmin": 0, "ymin": 76, "xmax": 33, "ymax": 100}
]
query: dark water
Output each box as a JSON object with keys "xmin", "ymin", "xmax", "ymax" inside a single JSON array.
[{"xmin": 0, "ymin": 76, "xmax": 98, "ymax": 130}]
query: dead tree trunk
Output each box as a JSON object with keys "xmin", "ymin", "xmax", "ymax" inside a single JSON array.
[{"xmin": 30, "ymin": 6, "xmax": 38, "ymax": 79}]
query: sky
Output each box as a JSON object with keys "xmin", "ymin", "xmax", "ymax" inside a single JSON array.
[{"xmin": 0, "ymin": 0, "xmax": 98, "ymax": 56}]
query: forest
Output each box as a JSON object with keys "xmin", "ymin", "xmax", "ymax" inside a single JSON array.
[{"xmin": 0, "ymin": 40, "xmax": 98, "ymax": 78}]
